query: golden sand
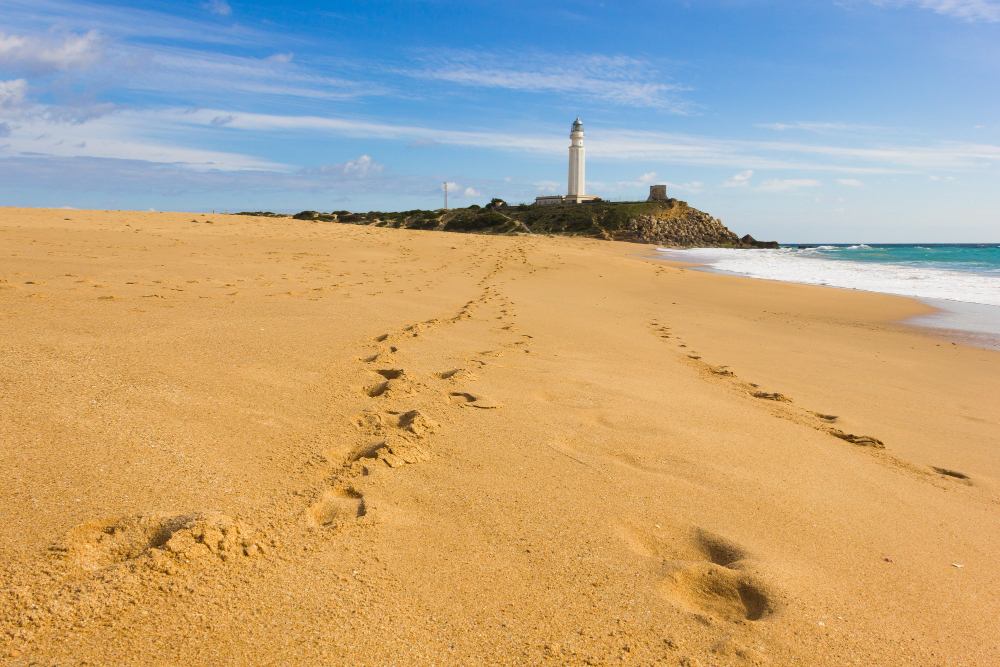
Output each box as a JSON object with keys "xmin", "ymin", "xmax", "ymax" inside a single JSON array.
[{"xmin": 1, "ymin": 208, "xmax": 997, "ymax": 665}]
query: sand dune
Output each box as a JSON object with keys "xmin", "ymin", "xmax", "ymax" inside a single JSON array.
[{"xmin": 1, "ymin": 208, "xmax": 998, "ymax": 665}]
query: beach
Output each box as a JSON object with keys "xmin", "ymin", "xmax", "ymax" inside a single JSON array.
[{"xmin": 2, "ymin": 207, "xmax": 998, "ymax": 665}]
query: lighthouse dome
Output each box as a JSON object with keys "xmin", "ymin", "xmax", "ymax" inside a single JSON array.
[{"xmin": 571, "ymin": 117, "xmax": 583, "ymax": 132}]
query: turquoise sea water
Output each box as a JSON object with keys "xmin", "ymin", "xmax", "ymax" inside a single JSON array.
[
  {"xmin": 657, "ymin": 243, "xmax": 1000, "ymax": 347},
  {"xmin": 789, "ymin": 243, "xmax": 1000, "ymax": 278}
]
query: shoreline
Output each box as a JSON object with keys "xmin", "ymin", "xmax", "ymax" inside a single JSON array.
[{"xmin": 648, "ymin": 248, "xmax": 1000, "ymax": 350}]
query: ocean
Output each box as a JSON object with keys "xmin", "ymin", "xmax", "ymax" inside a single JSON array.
[{"xmin": 656, "ymin": 244, "xmax": 1000, "ymax": 347}]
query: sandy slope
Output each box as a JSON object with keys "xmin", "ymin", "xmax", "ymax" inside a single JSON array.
[{"xmin": 1, "ymin": 208, "xmax": 997, "ymax": 666}]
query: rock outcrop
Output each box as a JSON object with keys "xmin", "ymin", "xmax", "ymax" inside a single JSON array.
[{"xmin": 610, "ymin": 209, "xmax": 743, "ymax": 247}]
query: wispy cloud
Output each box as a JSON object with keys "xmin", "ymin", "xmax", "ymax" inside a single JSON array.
[
  {"xmin": 756, "ymin": 121, "xmax": 891, "ymax": 134},
  {"xmin": 722, "ymin": 170, "xmax": 754, "ymax": 186},
  {"xmin": 403, "ymin": 51, "xmax": 691, "ymax": 111},
  {"xmin": 0, "ymin": 78, "xmax": 29, "ymax": 113},
  {"xmin": 300, "ymin": 154, "xmax": 383, "ymax": 179},
  {"xmin": 837, "ymin": 178, "xmax": 864, "ymax": 186},
  {"xmin": 0, "ymin": 154, "xmax": 434, "ymax": 198},
  {"xmin": 720, "ymin": 170, "xmax": 820, "ymax": 192},
  {"xmin": 6, "ymin": 102, "xmax": 998, "ymax": 179},
  {"xmin": 757, "ymin": 178, "xmax": 821, "ymax": 191},
  {"xmin": 0, "ymin": 29, "xmax": 106, "ymax": 75},
  {"xmin": 0, "ymin": 0, "xmax": 264, "ymax": 46},
  {"xmin": 867, "ymin": 0, "xmax": 1000, "ymax": 22},
  {"xmin": 204, "ymin": 0, "xmax": 232, "ymax": 17}
]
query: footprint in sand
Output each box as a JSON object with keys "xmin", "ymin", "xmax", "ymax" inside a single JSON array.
[
  {"xmin": 447, "ymin": 391, "xmax": 503, "ymax": 409},
  {"xmin": 348, "ymin": 435, "xmax": 430, "ymax": 468},
  {"xmin": 931, "ymin": 467, "xmax": 972, "ymax": 485},
  {"xmin": 431, "ymin": 368, "xmax": 479, "ymax": 382},
  {"xmin": 307, "ymin": 489, "xmax": 365, "ymax": 528},
  {"xmin": 359, "ymin": 369, "xmax": 420, "ymax": 398},
  {"xmin": 751, "ymin": 391, "xmax": 791, "ymax": 402},
  {"xmin": 54, "ymin": 512, "xmax": 266, "ymax": 573},
  {"xmin": 621, "ymin": 525, "xmax": 779, "ymax": 624}
]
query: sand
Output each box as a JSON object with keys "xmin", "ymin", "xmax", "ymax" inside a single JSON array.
[{"xmin": 1, "ymin": 207, "xmax": 998, "ymax": 666}]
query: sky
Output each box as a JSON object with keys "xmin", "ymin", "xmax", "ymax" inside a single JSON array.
[{"xmin": 0, "ymin": 0, "xmax": 998, "ymax": 241}]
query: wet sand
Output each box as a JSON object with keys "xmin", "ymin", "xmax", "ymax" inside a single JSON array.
[{"xmin": 1, "ymin": 208, "xmax": 998, "ymax": 665}]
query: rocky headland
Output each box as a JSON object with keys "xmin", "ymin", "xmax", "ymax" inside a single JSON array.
[{"xmin": 254, "ymin": 199, "xmax": 779, "ymax": 248}]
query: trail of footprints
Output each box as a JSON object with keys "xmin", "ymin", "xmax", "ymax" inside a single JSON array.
[
  {"xmin": 305, "ymin": 255, "xmax": 526, "ymax": 531},
  {"xmin": 649, "ymin": 319, "xmax": 973, "ymax": 487}
]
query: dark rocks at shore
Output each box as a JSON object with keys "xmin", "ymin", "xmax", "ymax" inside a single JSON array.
[{"xmin": 740, "ymin": 234, "xmax": 781, "ymax": 250}]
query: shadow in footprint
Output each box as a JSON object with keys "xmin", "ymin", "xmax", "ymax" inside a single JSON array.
[
  {"xmin": 932, "ymin": 467, "xmax": 973, "ymax": 485},
  {"xmin": 308, "ymin": 489, "xmax": 365, "ymax": 528}
]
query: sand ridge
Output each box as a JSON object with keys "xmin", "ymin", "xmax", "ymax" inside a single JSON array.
[{"xmin": 1, "ymin": 207, "xmax": 998, "ymax": 665}]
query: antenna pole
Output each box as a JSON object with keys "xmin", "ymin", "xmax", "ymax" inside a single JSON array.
[{"xmin": 444, "ymin": 181, "xmax": 448, "ymax": 210}]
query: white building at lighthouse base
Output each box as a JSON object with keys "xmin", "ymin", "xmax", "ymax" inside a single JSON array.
[{"xmin": 534, "ymin": 194, "xmax": 601, "ymax": 206}]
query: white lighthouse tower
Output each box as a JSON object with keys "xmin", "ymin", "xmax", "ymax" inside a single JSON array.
[
  {"xmin": 568, "ymin": 117, "xmax": 585, "ymax": 197},
  {"xmin": 535, "ymin": 118, "xmax": 601, "ymax": 206}
]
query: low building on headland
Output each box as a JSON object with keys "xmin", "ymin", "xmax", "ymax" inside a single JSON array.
[{"xmin": 647, "ymin": 184, "xmax": 668, "ymax": 202}]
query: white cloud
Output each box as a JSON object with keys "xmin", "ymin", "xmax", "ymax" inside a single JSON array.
[
  {"xmin": 342, "ymin": 154, "xmax": 381, "ymax": 177},
  {"xmin": 0, "ymin": 30, "xmax": 106, "ymax": 75},
  {"xmin": 637, "ymin": 171, "xmax": 658, "ymax": 183},
  {"xmin": 665, "ymin": 181, "xmax": 706, "ymax": 194},
  {"xmin": 0, "ymin": 78, "xmax": 28, "ymax": 113},
  {"xmin": 408, "ymin": 138, "xmax": 438, "ymax": 148},
  {"xmin": 837, "ymin": 178, "xmax": 864, "ymax": 186},
  {"xmin": 534, "ymin": 180, "xmax": 560, "ymax": 193},
  {"xmin": 204, "ymin": 0, "xmax": 232, "ymax": 17},
  {"xmin": 757, "ymin": 178, "xmax": 822, "ymax": 191},
  {"xmin": 266, "ymin": 52, "xmax": 293, "ymax": 64},
  {"xmin": 404, "ymin": 51, "xmax": 690, "ymax": 111},
  {"xmin": 722, "ymin": 169, "xmax": 754, "ymax": 187},
  {"xmin": 2, "ymin": 109, "xmax": 286, "ymax": 170},
  {"xmin": 757, "ymin": 121, "xmax": 889, "ymax": 134},
  {"xmin": 869, "ymin": 0, "xmax": 1000, "ymax": 22},
  {"xmin": 463, "ymin": 187, "xmax": 483, "ymax": 198},
  {"xmin": 299, "ymin": 155, "xmax": 383, "ymax": 180}
]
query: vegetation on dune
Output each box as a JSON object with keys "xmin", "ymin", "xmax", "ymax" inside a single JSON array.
[{"xmin": 236, "ymin": 200, "xmax": 774, "ymax": 247}]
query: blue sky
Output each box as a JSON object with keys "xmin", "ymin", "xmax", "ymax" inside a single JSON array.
[{"xmin": 0, "ymin": 0, "xmax": 997, "ymax": 241}]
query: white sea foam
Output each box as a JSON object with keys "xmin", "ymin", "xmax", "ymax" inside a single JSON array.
[{"xmin": 657, "ymin": 247, "xmax": 1000, "ymax": 307}]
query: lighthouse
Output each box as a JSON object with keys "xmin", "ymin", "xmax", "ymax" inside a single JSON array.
[
  {"xmin": 568, "ymin": 117, "xmax": 585, "ymax": 197},
  {"xmin": 535, "ymin": 118, "xmax": 601, "ymax": 206}
]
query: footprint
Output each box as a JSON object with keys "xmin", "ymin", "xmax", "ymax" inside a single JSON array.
[
  {"xmin": 448, "ymin": 392, "xmax": 503, "ymax": 409},
  {"xmin": 660, "ymin": 564, "xmax": 773, "ymax": 622},
  {"xmin": 349, "ymin": 436, "xmax": 430, "ymax": 468},
  {"xmin": 932, "ymin": 467, "xmax": 972, "ymax": 485},
  {"xmin": 375, "ymin": 368, "xmax": 405, "ymax": 380},
  {"xmin": 307, "ymin": 489, "xmax": 365, "ymax": 528},
  {"xmin": 811, "ymin": 412, "xmax": 838, "ymax": 422},
  {"xmin": 363, "ymin": 381, "xmax": 390, "ymax": 398},
  {"xmin": 751, "ymin": 391, "xmax": 791, "ymax": 402},
  {"xmin": 396, "ymin": 410, "xmax": 438, "ymax": 437},
  {"xmin": 54, "ymin": 512, "xmax": 264, "ymax": 573},
  {"xmin": 619, "ymin": 525, "xmax": 777, "ymax": 624},
  {"xmin": 431, "ymin": 368, "xmax": 478, "ymax": 382},
  {"xmin": 828, "ymin": 430, "xmax": 884, "ymax": 448}
]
